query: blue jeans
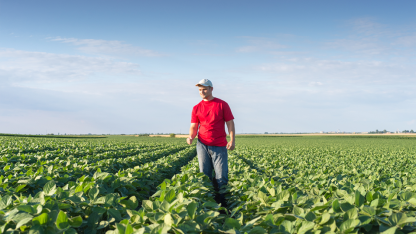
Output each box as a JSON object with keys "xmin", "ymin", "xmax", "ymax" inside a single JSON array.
[{"xmin": 196, "ymin": 139, "xmax": 229, "ymax": 190}]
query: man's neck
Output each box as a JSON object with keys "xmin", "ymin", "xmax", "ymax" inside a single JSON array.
[{"xmin": 203, "ymin": 96, "xmax": 215, "ymax": 101}]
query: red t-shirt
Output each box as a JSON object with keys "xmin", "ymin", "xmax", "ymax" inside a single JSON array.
[{"xmin": 191, "ymin": 98, "xmax": 234, "ymax": 147}]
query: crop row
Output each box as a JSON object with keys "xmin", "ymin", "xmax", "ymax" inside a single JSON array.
[
  {"xmin": 0, "ymin": 145, "xmax": 182, "ymax": 170},
  {"xmin": 0, "ymin": 137, "xmax": 169, "ymax": 156},
  {"xmin": 105, "ymin": 156, "xmax": 225, "ymax": 233},
  {"xmin": 0, "ymin": 137, "xmax": 174, "ymax": 162},
  {"xmin": 0, "ymin": 144, "xmax": 186, "ymax": 175},
  {"xmin": 106, "ymin": 151, "xmax": 292, "ymax": 234},
  {"xmin": 0, "ymin": 146, "xmax": 196, "ymax": 233},
  {"xmin": 106, "ymin": 144, "xmax": 416, "ymax": 234},
  {"xmin": 1, "ymin": 145, "xmax": 188, "ymax": 197},
  {"xmin": 224, "ymin": 145, "xmax": 416, "ymax": 233}
]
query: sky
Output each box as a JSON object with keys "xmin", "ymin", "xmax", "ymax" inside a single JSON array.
[{"xmin": 0, "ymin": 0, "xmax": 415, "ymax": 134}]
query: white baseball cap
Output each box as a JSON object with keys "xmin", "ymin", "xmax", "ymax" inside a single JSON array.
[{"xmin": 195, "ymin": 79, "xmax": 213, "ymax": 87}]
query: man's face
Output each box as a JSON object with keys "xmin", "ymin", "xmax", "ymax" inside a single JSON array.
[{"xmin": 198, "ymin": 85, "xmax": 213, "ymax": 99}]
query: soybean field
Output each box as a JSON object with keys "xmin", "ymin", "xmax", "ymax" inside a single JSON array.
[{"xmin": 1, "ymin": 135, "xmax": 416, "ymax": 234}]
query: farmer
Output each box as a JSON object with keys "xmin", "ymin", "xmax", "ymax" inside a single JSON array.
[{"xmin": 186, "ymin": 79, "xmax": 235, "ymax": 207}]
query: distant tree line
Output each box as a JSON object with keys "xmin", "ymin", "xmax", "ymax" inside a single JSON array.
[{"xmin": 369, "ymin": 129, "xmax": 414, "ymax": 134}]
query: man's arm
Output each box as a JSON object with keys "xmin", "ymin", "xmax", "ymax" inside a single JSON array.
[
  {"xmin": 226, "ymin": 120, "xmax": 235, "ymax": 150},
  {"xmin": 187, "ymin": 123, "xmax": 198, "ymax": 145}
]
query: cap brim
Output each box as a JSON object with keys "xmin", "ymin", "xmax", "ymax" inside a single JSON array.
[{"xmin": 196, "ymin": 84, "xmax": 210, "ymax": 87}]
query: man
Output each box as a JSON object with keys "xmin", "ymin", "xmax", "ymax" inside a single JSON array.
[{"xmin": 186, "ymin": 79, "xmax": 235, "ymax": 207}]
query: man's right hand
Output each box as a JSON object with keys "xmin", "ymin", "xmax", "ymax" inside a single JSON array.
[{"xmin": 186, "ymin": 137, "xmax": 193, "ymax": 145}]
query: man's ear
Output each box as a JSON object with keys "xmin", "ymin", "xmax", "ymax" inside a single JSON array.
[{"xmin": 211, "ymin": 87, "xmax": 214, "ymax": 91}]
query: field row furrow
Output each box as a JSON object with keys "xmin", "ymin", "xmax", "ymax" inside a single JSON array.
[
  {"xmin": 0, "ymin": 143, "xmax": 170, "ymax": 166},
  {"xmin": 0, "ymin": 137, "xmax": 169, "ymax": 156},
  {"xmin": 0, "ymin": 146, "xmax": 196, "ymax": 233},
  {"xmin": 0, "ymin": 146, "xmax": 189, "ymax": 197},
  {"xmin": 0, "ymin": 144, "xmax": 187, "ymax": 176},
  {"xmin": 224, "ymin": 143, "xmax": 416, "ymax": 233}
]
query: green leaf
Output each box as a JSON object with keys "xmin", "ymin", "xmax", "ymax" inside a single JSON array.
[
  {"xmin": 366, "ymin": 191, "xmax": 374, "ymax": 202},
  {"xmin": 344, "ymin": 208, "xmax": 358, "ymax": 220},
  {"xmin": 187, "ymin": 202, "xmax": 198, "ymax": 219},
  {"xmin": 203, "ymin": 202, "xmax": 220, "ymax": 209},
  {"xmin": 165, "ymin": 189, "xmax": 176, "ymax": 203},
  {"xmin": 400, "ymin": 192, "xmax": 415, "ymax": 201},
  {"xmin": 267, "ymin": 187, "xmax": 276, "ymax": 197},
  {"xmin": 332, "ymin": 199, "xmax": 341, "ymax": 213},
  {"xmin": 43, "ymin": 181, "xmax": 57, "ymax": 196},
  {"xmin": 116, "ymin": 223, "xmax": 126, "ymax": 234},
  {"xmin": 280, "ymin": 220, "xmax": 293, "ymax": 233},
  {"xmin": 277, "ymin": 190, "xmax": 290, "ymax": 201},
  {"xmin": 355, "ymin": 190, "xmax": 365, "ymax": 207},
  {"xmin": 160, "ymin": 200, "xmax": 170, "ymax": 212},
  {"xmin": 404, "ymin": 217, "xmax": 416, "ymax": 224},
  {"xmin": 28, "ymin": 224, "xmax": 44, "ymax": 234},
  {"xmin": 298, "ymin": 221, "xmax": 315, "ymax": 234},
  {"xmin": 15, "ymin": 214, "xmax": 33, "ymax": 229},
  {"xmin": 32, "ymin": 213, "xmax": 48, "ymax": 226},
  {"xmin": 362, "ymin": 206, "xmax": 376, "ymax": 216},
  {"xmin": 305, "ymin": 212, "xmax": 316, "ymax": 222},
  {"xmin": 68, "ymin": 216, "xmax": 83, "ymax": 227},
  {"xmin": 142, "ymin": 200, "xmax": 153, "ymax": 211},
  {"xmin": 17, "ymin": 205, "xmax": 36, "ymax": 214},
  {"xmin": 88, "ymin": 187, "xmax": 99, "ymax": 200},
  {"xmin": 108, "ymin": 208, "xmax": 122, "ymax": 221},
  {"xmin": 63, "ymin": 228, "xmax": 77, "ymax": 234},
  {"xmin": 245, "ymin": 216, "xmax": 262, "ymax": 225},
  {"xmin": 160, "ymin": 181, "xmax": 167, "ymax": 190},
  {"xmin": 120, "ymin": 196, "xmax": 138, "ymax": 210},
  {"xmin": 319, "ymin": 213, "xmax": 331, "ymax": 225},
  {"xmin": 340, "ymin": 202, "xmax": 354, "ymax": 212},
  {"xmin": 248, "ymin": 226, "xmax": 267, "ymax": 234},
  {"xmin": 293, "ymin": 206, "xmax": 304, "ymax": 216},
  {"xmin": 56, "ymin": 210, "xmax": 69, "ymax": 230},
  {"xmin": 16, "ymin": 184, "xmax": 26, "ymax": 193},
  {"xmin": 125, "ymin": 223, "xmax": 134, "ymax": 234},
  {"xmin": 0, "ymin": 195, "xmax": 13, "ymax": 209},
  {"xmin": 370, "ymin": 199, "xmax": 380, "ymax": 207},
  {"xmin": 388, "ymin": 213, "xmax": 413, "ymax": 226},
  {"xmin": 164, "ymin": 213, "xmax": 174, "ymax": 226},
  {"xmin": 12, "ymin": 212, "xmax": 33, "ymax": 224},
  {"xmin": 339, "ymin": 219, "xmax": 360, "ymax": 232},
  {"xmin": 224, "ymin": 218, "xmax": 241, "ymax": 230},
  {"xmin": 381, "ymin": 226, "xmax": 398, "ymax": 234},
  {"xmin": 258, "ymin": 191, "xmax": 268, "ymax": 204}
]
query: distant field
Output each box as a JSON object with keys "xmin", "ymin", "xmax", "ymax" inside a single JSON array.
[
  {"xmin": 0, "ymin": 133, "xmax": 107, "ymax": 138},
  {"xmin": 1, "ymin": 135, "xmax": 416, "ymax": 233}
]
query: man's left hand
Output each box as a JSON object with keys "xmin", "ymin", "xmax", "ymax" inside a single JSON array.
[{"xmin": 226, "ymin": 141, "xmax": 235, "ymax": 150}]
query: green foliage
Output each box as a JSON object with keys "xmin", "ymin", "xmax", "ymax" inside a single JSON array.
[
  {"xmin": 2, "ymin": 135, "xmax": 416, "ymax": 233},
  {"xmin": 218, "ymin": 136, "xmax": 416, "ymax": 233},
  {"xmin": 0, "ymin": 136, "xmax": 196, "ymax": 233}
]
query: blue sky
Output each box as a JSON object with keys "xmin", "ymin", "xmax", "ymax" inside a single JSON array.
[{"xmin": 0, "ymin": 0, "xmax": 415, "ymax": 134}]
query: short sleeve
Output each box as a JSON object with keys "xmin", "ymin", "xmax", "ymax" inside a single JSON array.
[
  {"xmin": 223, "ymin": 102, "xmax": 234, "ymax": 122},
  {"xmin": 191, "ymin": 106, "xmax": 199, "ymax": 123}
]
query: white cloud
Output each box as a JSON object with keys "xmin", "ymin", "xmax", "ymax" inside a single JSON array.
[
  {"xmin": 348, "ymin": 18, "xmax": 387, "ymax": 36},
  {"xmin": 393, "ymin": 34, "xmax": 416, "ymax": 47},
  {"xmin": 50, "ymin": 37, "xmax": 166, "ymax": 57},
  {"xmin": 324, "ymin": 18, "xmax": 416, "ymax": 57},
  {"xmin": 256, "ymin": 58, "xmax": 415, "ymax": 86},
  {"xmin": 309, "ymin": 81, "xmax": 323, "ymax": 86},
  {"xmin": 0, "ymin": 49, "xmax": 141, "ymax": 86},
  {"xmin": 325, "ymin": 38, "xmax": 387, "ymax": 55}
]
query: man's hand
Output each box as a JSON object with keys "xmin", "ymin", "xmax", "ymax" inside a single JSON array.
[
  {"xmin": 186, "ymin": 137, "xmax": 193, "ymax": 145},
  {"xmin": 226, "ymin": 141, "xmax": 235, "ymax": 150}
]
